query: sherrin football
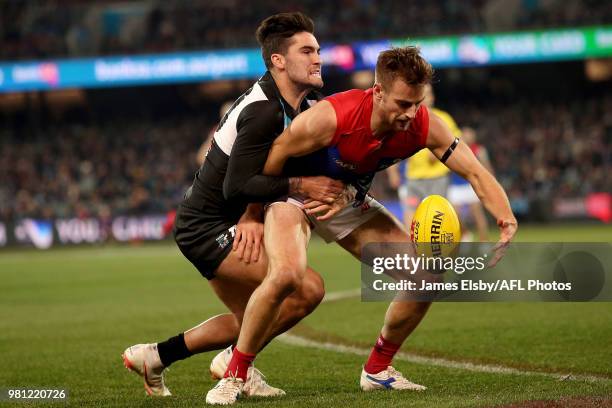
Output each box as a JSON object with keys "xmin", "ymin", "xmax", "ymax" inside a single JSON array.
[{"xmin": 410, "ymin": 195, "xmax": 461, "ymax": 258}]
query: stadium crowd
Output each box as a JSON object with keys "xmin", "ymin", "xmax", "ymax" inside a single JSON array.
[
  {"xmin": 1, "ymin": 93, "xmax": 609, "ymax": 221},
  {"xmin": 453, "ymin": 94, "xmax": 611, "ymax": 212},
  {"xmin": 1, "ymin": 0, "xmax": 610, "ymax": 61},
  {"xmin": 0, "ymin": 116, "xmax": 209, "ymax": 221}
]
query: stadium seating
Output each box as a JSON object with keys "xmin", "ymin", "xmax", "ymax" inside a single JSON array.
[
  {"xmin": 2, "ymin": 0, "xmax": 610, "ymax": 61},
  {"xmin": 1, "ymin": 92, "xmax": 609, "ymax": 222}
]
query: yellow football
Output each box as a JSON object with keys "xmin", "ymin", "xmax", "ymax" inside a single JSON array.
[{"xmin": 410, "ymin": 195, "xmax": 461, "ymax": 258}]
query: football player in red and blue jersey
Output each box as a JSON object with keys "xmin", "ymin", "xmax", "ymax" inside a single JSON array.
[{"xmin": 209, "ymin": 46, "xmax": 518, "ymax": 403}]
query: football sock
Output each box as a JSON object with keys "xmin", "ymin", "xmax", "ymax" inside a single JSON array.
[
  {"xmin": 224, "ymin": 348, "xmax": 255, "ymax": 381},
  {"xmin": 157, "ymin": 333, "xmax": 193, "ymax": 367},
  {"xmin": 364, "ymin": 333, "xmax": 401, "ymax": 374}
]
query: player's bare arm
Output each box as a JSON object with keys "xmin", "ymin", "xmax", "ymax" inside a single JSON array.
[
  {"xmin": 427, "ymin": 150, "xmax": 439, "ymax": 164},
  {"xmin": 263, "ymin": 100, "xmax": 337, "ymax": 175},
  {"xmin": 220, "ymin": 99, "xmax": 343, "ymax": 205},
  {"xmin": 263, "ymin": 100, "xmax": 347, "ymax": 209},
  {"xmin": 427, "ymin": 112, "xmax": 517, "ymax": 266},
  {"xmin": 263, "ymin": 100, "xmax": 354, "ymax": 218}
]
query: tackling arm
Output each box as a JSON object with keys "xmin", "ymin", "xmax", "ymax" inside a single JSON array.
[
  {"xmin": 263, "ymin": 100, "xmax": 337, "ymax": 176},
  {"xmin": 223, "ymin": 102, "xmax": 293, "ymax": 201}
]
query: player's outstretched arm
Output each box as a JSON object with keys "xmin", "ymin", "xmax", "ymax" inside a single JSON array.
[
  {"xmin": 263, "ymin": 100, "xmax": 337, "ymax": 176},
  {"xmin": 427, "ymin": 112, "xmax": 517, "ymax": 266}
]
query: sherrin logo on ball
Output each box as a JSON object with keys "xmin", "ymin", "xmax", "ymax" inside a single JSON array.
[{"xmin": 410, "ymin": 195, "xmax": 461, "ymax": 258}]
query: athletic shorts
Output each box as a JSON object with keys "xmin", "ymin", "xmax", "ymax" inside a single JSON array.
[
  {"xmin": 448, "ymin": 184, "xmax": 479, "ymax": 206},
  {"xmin": 173, "ymin": 203, "xmax": 237, "ymax": 280},
  {"xmin": 269, "ymin": 192, "xmax": 386, "ymax": 243},
  {"xmin": 398, "ymin": 175, "xmax": 450, "ymax": 213},
  {"xmin": 175, "ymin": 190, "xmax": 386, "ymax": 280}
]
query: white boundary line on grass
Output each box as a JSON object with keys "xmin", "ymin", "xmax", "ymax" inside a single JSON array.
[
  {"xmin": 321, "ymin": 288, "xmax": 362, "ymax": 302},
  {"xmin": 278, "ymin": 289, "xmax": 612, "ymax": 384}
]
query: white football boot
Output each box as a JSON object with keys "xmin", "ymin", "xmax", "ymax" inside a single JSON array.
[
  {"xmin": 122, "ymin": 343, "xmax": 171, "ymax": 396},
  {"xmin": 243, "ymin": 366, "xmax": 286, "ymax": 397},
  {"xmin": 209, "ymin": 345, "xmax": 234, "ymax": 379},
  {"xmin": 206, "ymin": 376, "xmax": 244, "ymax": 405},
  {"xmin": 210, "ymin": 346, "xmax": 285, "ymax": 397},
  {"xmin": 360, "ymin": 366, "xmax": 427, "ymax": 391}
]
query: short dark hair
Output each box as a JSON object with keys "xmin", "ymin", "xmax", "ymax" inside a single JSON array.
[
  {"xmin": 256, "ymin": 12, "xmax": 315, "ymax": 69},
  {"xmin": 375, "ymin": 47, "xmax": 434, "ymax": 89}
]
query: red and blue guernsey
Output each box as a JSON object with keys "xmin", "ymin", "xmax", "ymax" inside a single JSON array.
[{"xmin": 285, "ymin": 88, "xmax": 430, "ymax": 202}]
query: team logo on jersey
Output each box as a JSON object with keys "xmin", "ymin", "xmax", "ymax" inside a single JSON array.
[
  {"xmin": 334, "ymin": 158, "xmax": 357, "ymax": 170},
  {"xmin": 215, "ymin": 225, "xmax": 237, "ymax": 249}
]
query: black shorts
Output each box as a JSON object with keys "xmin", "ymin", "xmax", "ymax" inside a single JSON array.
[{"xmin": 173, "ymin": 203, "xmax": 237, "ymax": 280}]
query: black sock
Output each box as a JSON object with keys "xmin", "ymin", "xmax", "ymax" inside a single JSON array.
[{"xmin": 157, "ymin": 333, "xmax": 193, "ymax": 367}]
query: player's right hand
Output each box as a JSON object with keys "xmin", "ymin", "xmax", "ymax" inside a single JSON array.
[
  {"xmin": 299, "ymin": 176, "xmax": 345, "ymax": 203},
  {"xmin": 488, "ymin": 218, "xmax": 518, "ymax": 267}
]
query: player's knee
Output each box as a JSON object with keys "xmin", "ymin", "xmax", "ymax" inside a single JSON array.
[{"xmin": 267, "ymin": 264, "xmax": 306, "ymax": 298}]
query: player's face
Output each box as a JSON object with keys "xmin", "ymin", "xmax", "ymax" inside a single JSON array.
[
  {"xmin": 283, "ymin": 32, "xmax": 323, "ymax": 89},
  {"xmin": 376, "ymin": 78, "xmax": 426, "ymax": 131}
]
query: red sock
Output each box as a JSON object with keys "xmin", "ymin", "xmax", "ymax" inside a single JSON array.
[
  {"xmin": 364, "ymin": 334, "xmax": 401, "ymax": 374},
  {"xmin": 224, "ymin": 348, "xmax": 255, "ymax": 381}
]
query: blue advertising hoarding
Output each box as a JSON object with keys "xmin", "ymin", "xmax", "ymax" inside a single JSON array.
[
  {"xmin": 0, "ymin": 48, "xmax": 266, "ymax": 93},
  {"xmin": 1, "ymin": 25, "xmax": 611, "ymax": 93}
]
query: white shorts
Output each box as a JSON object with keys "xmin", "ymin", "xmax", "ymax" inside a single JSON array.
[
  {"xmin": 448, "ymin": 184, "xmax": 479, "ymax": 206},
  {"xmin": 269, "ymin": 194, "xmax": 386, "ymax": 243}
]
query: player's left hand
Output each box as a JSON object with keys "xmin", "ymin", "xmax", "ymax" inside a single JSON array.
[
  {"xmin": 488, "ymin": 218, "xmax": 518, "ymax": 267},
  {"xmin": 233, "ymin": 204, "xmax": 264, "ymax": 264}
]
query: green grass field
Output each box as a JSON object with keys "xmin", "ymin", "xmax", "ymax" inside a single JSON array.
[{"xmin": 1, "ymin": 223, "xmax": 611, "ymax": 407}]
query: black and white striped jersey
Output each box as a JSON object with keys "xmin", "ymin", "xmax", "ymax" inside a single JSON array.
[{"xmin": 182, "ymin": 71, "xmax": 321, "ymax": 222}]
